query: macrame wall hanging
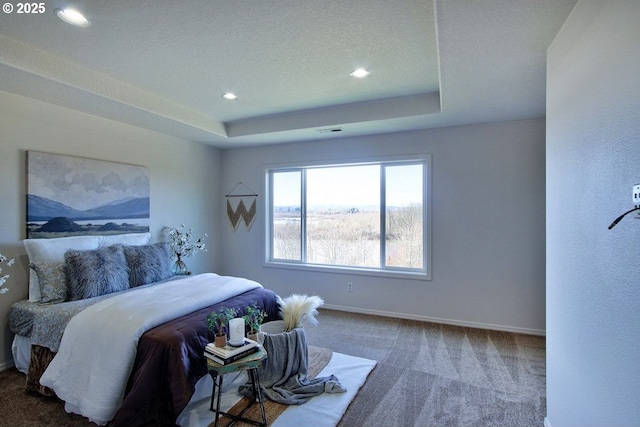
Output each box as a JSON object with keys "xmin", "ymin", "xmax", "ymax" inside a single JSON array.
[{"xmin": 226, "ymin": 182, "xmax": 258, "ymax": 231}]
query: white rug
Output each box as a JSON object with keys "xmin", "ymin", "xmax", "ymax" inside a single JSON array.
[{"xmin": 177, "ymin": 352, "xmax": 376, "ymax": 427}]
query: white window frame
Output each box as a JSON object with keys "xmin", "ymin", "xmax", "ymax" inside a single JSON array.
[{"xmin": 264, "ymin": 154, "xmax": 432, "ymax": 281}]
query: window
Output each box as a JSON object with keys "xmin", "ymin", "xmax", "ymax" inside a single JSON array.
[{"xmin": 266, "ymin": 155, "xmax": 430, "ymax": 278}]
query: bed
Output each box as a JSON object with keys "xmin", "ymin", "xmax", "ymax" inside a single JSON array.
[{"xmin": 8, "ymin": 233, "xmax": 281, "ymax": 426}]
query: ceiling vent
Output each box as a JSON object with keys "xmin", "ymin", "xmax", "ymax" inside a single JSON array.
[{"xmin": 317, "ymin": 127, "xmax": 344, "ymax": 134}]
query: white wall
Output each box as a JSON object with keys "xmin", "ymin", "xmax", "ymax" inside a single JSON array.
[
  {"xmin": 546, "ymin": 0, "xmax": 640, "ymax": 426},
  {"xmin": 220, "ymin": 119, "xmax": 546, "ymax": 334},
  {"xmin": 0, "ymin": 91, "xmax": 222, "ymax": 368}
]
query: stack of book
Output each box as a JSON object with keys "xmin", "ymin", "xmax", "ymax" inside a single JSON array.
[{"xmin": 204, "ymin": 339, "xmax": 259, "ymax": 365}]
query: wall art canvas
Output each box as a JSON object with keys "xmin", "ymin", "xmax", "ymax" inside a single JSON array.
[{"xmin": 26, "ymin": 151, "xmax": 150, "ymax": 239}]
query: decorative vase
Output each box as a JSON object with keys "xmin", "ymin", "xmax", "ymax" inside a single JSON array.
[
  {"xmin": 247, "ymin": 330, "xmax": 259, "ymax": 342},
  {"xmin": 214, "ymin": 333, "xmax": 227, "ymax": 348},
  {"xmin": 172, "ymin": 257, "xmax": 189, "ymax": 275}
]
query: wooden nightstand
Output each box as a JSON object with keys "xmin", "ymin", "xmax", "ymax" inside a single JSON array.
[{"xmin": 207, "ymin": 347, "xmax": 268, "ymax": 427}]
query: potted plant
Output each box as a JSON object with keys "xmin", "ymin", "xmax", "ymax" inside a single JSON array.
[
  {"xmin": 242, "ymin": 303, "xmax": 267, "ymax": 342},
  {"xmin": 207, "ymin": 307, "xmax": 237, "ymax": 347}
]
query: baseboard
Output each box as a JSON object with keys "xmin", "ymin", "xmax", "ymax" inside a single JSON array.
[
  {"xmin": 322, "ymin": 304, "xmax": 546, "ymax": 336},
  {"xmin": 544, "ymin": 416, "xmax": 553, "ymax": 427},
  {"xmin": 0, "ymin": 359, "xmax": 15, "ymax": 372}
]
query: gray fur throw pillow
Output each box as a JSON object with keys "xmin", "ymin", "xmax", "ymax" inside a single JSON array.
[
  {"xmin": 65, "ymin": 245, "xmax": 130, "ymax": 300},
  {"xmin": 123, "ymin": 242, "xmax": 173, "ymax": 287}
]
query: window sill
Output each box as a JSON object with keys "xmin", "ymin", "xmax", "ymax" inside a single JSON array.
[{"xmin": 263, "ymin": 261, "xmax": 431, "ymax": 281}]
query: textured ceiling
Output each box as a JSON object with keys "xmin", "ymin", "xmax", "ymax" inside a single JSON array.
[{"xmin": 0, "ymin": 0, "xmax": 577, "ymax": 147}]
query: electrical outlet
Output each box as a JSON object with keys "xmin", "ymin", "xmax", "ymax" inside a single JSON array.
[
  {"xmin": 633, "ymin": 184, "xmax": 640, "ymax": 207},
  {"xmin": 347, "ymin": 282, "xmax": 353, "ymax": 292}
]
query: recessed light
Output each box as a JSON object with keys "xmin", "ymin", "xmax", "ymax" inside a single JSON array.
[
  {"xmin": 222, "ymin": 92, "xmax": 238, "ymax": 101},
  {"xmin": 56, "ymin": 8, "xmax": 90, "ymax": 27},
  {"xmin": 350, "ymin": 68, "xmax": 370, "ymax": 78}
]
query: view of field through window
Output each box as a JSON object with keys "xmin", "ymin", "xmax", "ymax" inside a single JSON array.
[{"xmin": 271, "ymin": 162, "xmax": 424, "ymax": 271}]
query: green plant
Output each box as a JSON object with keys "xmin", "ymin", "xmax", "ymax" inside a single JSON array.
[
  {"xmin": 242, "ymin": 303, "xmax": 267, "ymax": 333},
  {"xmin": 207, "ymin": 307, "xmax": 237, "ymax": 336}
]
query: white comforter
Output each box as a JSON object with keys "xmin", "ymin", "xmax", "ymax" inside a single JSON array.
[{"xmin": 40, "ymin": 273, "xmax": 261, "ymax": 425}]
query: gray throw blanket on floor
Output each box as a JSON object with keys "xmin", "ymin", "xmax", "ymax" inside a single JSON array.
[{"xmin": 239, "ymin": 328, "xmax": 346, "ymax": 405}]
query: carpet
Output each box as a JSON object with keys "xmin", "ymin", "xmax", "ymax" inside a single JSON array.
[
  {"xmin": 177, "ymin": 346, "xmax": 376, "ymax": 427},
  {"xmin": 1, "ymin": 309, "xmax": 544, "ymax": 426},
  {"xmin": 306, "ymin": 310, "xmax": 547, "ymax": 427}
]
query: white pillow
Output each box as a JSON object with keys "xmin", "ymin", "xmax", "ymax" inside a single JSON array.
[
  {"xmin": 23, "ymin": 235, "xmax": 102, "ymax": 302},
  {"xmin": 98, "ymin": 232, "xmax": 151, "ymax": 247}
]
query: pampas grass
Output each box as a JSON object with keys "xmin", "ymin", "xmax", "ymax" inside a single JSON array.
[{"xmin": 280, "ymin": 294, "xmax": 324, "ymax": 331}]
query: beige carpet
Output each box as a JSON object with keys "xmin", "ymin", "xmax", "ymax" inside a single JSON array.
[
  {"xmin": 305, "ymin": 310, "xmax": 547, "ymax": 427},
  {"xmin": 0, "ymin": 309, "xmax": 545, "ymax": 427}
]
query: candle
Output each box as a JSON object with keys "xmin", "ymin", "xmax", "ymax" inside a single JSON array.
[{"xmin": 228, "ymin": 317, "xmax": 245, "ymax": 345}]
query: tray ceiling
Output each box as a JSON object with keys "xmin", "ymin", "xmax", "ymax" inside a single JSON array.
[{"xmin": 0, "ymin": 0, "xmax": 577, "ymax": 147}]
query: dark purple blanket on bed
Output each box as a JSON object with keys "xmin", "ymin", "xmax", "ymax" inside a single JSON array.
[{"xmin": 109, "ymin": 287, "xmax": 280, "ymax": 427}]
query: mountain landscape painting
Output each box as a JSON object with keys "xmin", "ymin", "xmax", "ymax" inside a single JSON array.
[{"xmin": 26, "ymin": 151, "xmax": 150, "ymax": 239}]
